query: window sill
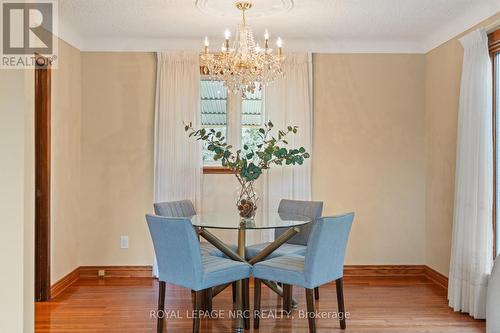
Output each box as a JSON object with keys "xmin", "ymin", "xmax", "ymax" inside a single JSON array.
[{"xmin": 203, "ymin": 166, "xmax": 234, "ymax": 174}]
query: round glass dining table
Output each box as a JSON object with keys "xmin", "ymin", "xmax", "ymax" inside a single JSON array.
[
  {"xmin": 190, "ymin": 212, "xmax": 312, "ymax": 229},
  {"xmin": 188, "ymin": 212, "xmax": 312, "ymax": 332}
]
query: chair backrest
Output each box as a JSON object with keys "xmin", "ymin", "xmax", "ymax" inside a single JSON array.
[
  {"xmin": 146, "ymin": 214, "xmax": 203, "ymax": 290},
  {"xmin": 304, "ymin": 213, "xmax": 354, "ymax": 287},
  {"xmin": 153, "ymin": 200, "xmax": 196, "ymax": 217},
  {"xmin": 275, "ymin": 199, "xmax": 324, "ymax": 245}
]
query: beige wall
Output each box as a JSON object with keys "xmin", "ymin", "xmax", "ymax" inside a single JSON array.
[
  {"xmin": 79, "ymin": 52, "xmax": 156, "ymax": 266},
  {"xmin": 77, "ymin": 53, "xmax": 263, "ymax": 266},
  {"xmin": 0, "ymin": 69, "xmax": 34, "ymax": 332},
  {"xmin": 51, "ymin": 13, "xmax": 500, "ymax": 273},
  {"xmin": 313, "ymin": 54, "xmax": 427, "ymax": 264},
  {"xmin": 51, "ymin": 39, "xmax": 82, "ymax": 282},
  {"xmin": 424, "ymin": 13, "xmax": 500, "ymax": 276},
  {"xmin": 76, "ymin": 53, "xmax": 427, "ymax": 266}
]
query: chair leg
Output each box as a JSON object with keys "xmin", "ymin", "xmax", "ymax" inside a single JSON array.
[
  {"xmin": 254, "ymin": 278, "xmax": 261, "ymax": 329},
  {"xmin": 204, "ymin": 288, "xmax": 213, "ymax": 313},
  {"xmin": 232, "ymin": 282, "xmax": 237, "ymax": 303},
  {"xmin": 242, "ymin": 278, "xmax": 250, "ymax": 329},
  {"xmin": 314, "ymin": 287, "xmax": 319, "ymax": 300},
  {"xmin": 193, "ymin": 290, "xmax": 202, "ymax": 333},
  {"xmin": 336, "ymin": 278, "xmax": 346, "ymax": 329},
  {"xmin": 157, "ymin": 281, "xmax": 166, "ymax": 333},
  {"xmin": 282, "ymin": 284, "xmax": 292, "ymax": 312},
  {"xmin": 305, "ymin": 288, "xmax": 316, "ymax": 333}
]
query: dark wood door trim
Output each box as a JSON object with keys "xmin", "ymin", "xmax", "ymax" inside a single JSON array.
[{"xmin": 34, "ymin": 55, "xmax": 51, "ymax": 301}]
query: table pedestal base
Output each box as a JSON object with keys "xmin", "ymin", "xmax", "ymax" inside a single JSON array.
[{"xmin": 199, "ymin": 226, "xmax": 301, "ymax": 331}]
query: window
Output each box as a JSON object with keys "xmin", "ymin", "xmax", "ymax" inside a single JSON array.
[
  {"xmin": 241, "ymin": 85, "xmax": 263, "ymax": 152},
  {"xmin": 490, "ymin": 29, "xmax": 500, "ymax": 256},
  {"xmin": 200, "ymin": 78, "xmax": 263, "ymax": 173},
  {"xmin": 200, "ymin": 79, "xmax": 227, "ymax": 165}
]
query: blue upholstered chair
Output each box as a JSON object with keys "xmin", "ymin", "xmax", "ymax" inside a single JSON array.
[
  {"xmin": 146, "ymin": 214, "xmax": 251, "ymax": 333},
  {"xmin": 245, "ymin": 199, "xmax": 324, "ymax": 260},
  {"xmin": 252, "ymin": 213, "xmax": 354, "ymax": 332},
  {"xmin": 154, "ymin": 200, "xmax": 239, "ymax": 304},
  {"xmin": 245, "ymin": 199, "xmax": 323, "ymax": 299},
  {"xmin": 153, "ymin": 200, "xmax": 228, "ymax": 257}
]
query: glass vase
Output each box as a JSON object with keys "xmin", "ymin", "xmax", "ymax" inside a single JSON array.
[{"xmin": 236, "ymin": 180, "xmax": 259, "ymax": 219}]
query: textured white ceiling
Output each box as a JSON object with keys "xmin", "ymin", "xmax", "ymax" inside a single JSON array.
[{"xmin": 58, "ymin": 0, "xmax": 500, "ymax": 53}]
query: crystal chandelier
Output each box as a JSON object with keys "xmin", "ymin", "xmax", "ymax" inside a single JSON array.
[{"xmin": 200, "ymin": 1, "xmax": 285, "ymax": 97}]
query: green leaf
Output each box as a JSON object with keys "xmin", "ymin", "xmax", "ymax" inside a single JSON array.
[
  {"xmin": 259, "ymin": 128, "xmax": 265, "ymax": 134},
  {"xmin": 299, "ymin": 147, "xmax": 305, "ymax": 153}
]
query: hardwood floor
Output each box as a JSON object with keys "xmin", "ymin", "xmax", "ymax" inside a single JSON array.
[{"xmin": 35, "ymin": 276, "xmax": 485, "ymax": 333}]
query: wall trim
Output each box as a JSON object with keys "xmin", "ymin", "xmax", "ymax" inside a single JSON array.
[
  {"xmin": 50, "ymin": 264, "xmax": 447, "ymax": 299},
  {"xmin": 50, "ymin": 267, "xmax": 80, "ymax": 298},
  {"xmin": 424, "ymin": 266, "xmax": 448, "ymax": 289},
  {"xmin": 50, "ymin": 266, "xmax": 153, "ymax": 298},
  {"xmin": 79, "ymin": 266, "xmax": 153, "ymax": 278},
  {"xmin": 344, "ymin": 265, "xmax": 427, "ymax": 277}
]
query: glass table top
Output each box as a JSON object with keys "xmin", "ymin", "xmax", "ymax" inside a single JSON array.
[{"xmin": 189, "ymin": 212, "xmax": 311, "ymax": 229}]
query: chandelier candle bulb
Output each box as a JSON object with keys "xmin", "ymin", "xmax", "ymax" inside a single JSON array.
[
  {"xmin": 277, "ymin": 37, "xmax": 283, "ymax": 55},
  {"xmin": 223, "ymin": 30, "xmax": 230, "ymax": 50},
  {"xmin": 204, "ymin": 36, "xmax": 209, "ymax": 54}
]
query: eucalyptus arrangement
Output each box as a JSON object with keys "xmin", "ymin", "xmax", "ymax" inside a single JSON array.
[{"xmin": 185, "ymin": 121, "xmax": 310, "ymax": 219}]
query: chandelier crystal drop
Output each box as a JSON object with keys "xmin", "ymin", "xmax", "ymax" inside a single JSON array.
[{"xmin": 200, "ymin": 1, "xmax": 285, "ymax": 97}]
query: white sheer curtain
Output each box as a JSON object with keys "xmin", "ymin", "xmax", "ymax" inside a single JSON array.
[
  {"xmin": 448, "ymin": 28, "xmax": 493, "ymax": 319},
  {"xmin": 261, "ymin": 53, "xmax": 313, "ymax": 242},
  {"xmin": 153, "ymin": 52, "xmax": 202, "ymax": 276}
]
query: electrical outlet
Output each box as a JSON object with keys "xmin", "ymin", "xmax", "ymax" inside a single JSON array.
[
  {"xmin": 120, "ymin": 235, "xmax": 129, "ymax": 249},
  {"xmin": 98, "ymin": 269, "xmax": 105, "ymax": 277}
]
